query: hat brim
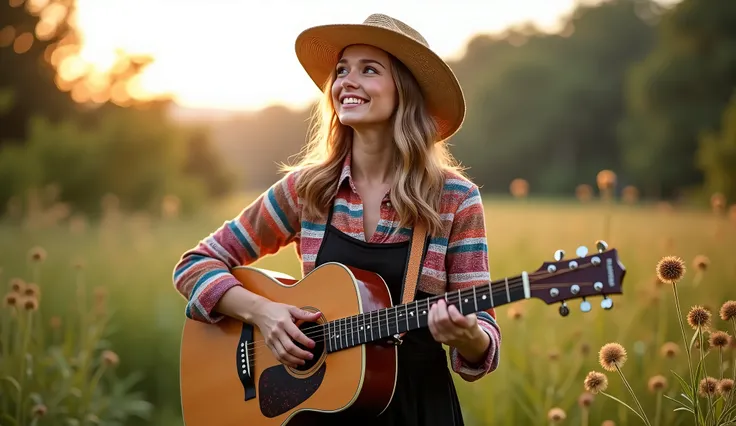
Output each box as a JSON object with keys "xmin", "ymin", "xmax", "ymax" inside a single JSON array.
[{"xmin": 295, "ymin": 23, "xmax": 466, "ymax": 142}]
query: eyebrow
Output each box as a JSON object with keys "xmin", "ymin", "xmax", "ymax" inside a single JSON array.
[{"xmin": 337, "ymin": 58, "xmax": 386, "ymax": 69}]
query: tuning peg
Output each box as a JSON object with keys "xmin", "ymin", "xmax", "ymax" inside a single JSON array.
[
  {"xmin": 576, "ymin": 246, "xmax": 589, "ymax": 257},
  {"xmin": 601, "ymin": 296, "xmax": 613, "ymax": 310},
  {"xmin": 554, "ymin": 249, "xmax": 565, "ymax": 261},
  {"xmin": 580, "ymin": 298, "xmax": 591, "ymax": 313},
  {"xmin": 596, "ymin": 240, "xmax": 608, "ymax": 253},
  {"xmin": 559, "ymin": 302, "xmax": 569, "ymax": 317}
]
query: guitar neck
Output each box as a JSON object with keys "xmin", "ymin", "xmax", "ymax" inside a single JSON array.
[{"xmin": 323, "ymin": 272, "xmax": 530, "ymax": 353}]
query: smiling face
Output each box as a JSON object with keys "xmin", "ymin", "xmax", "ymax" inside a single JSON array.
[{"xmin": 331, "ymin": 44, "xmax": 398, "ymax": 129}]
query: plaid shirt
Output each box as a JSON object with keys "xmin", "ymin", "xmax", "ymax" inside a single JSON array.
[{"xmin": 173, "ymin": 154, "xmax": 501, "ymax": 382}]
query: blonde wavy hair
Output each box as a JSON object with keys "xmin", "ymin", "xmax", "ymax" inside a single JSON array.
[{"xmin": 282, "ymin": 52, "xmax": 465, "ymax": 236}]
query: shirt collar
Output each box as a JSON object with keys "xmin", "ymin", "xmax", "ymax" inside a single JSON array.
[{"xmin": 333, "ymin": 152, "xmax": 392, "ymax": 203}]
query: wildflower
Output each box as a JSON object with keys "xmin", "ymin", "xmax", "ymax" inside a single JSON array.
[
  {"xmin": 23, "ymin": 282, "xmax": 40, "ymax": 299},
  {"xmin": 580, "ymin": 342, "xmax": 591, "ymax": 356},
  {"xmin": 711, "ymin": 193, "xmax": 726, "ymax": 213},
  {"xmin": 647, "ymin": 375, "xmax": 667, "ymax": 392},
  {"xmin": 660, "ymin": 342, "xmax": 679, "ymax": 358},
  {"xmin": 720, "ymin": 300, "xmax": 736, "ymax": 321},
  {"xmin": 709, "ymin": 331, "xmax": 730, "ymax": 349},
  {"xmin": 102, "ymin": 350, "xmax": 119, "ymax": 367},
  {"xmin": 576, "ymin": 184, "xmax": 593, "ymax": 202},
  {"xmin": 578, "ymin": 392, "xmax": 594, "ymax": 407},
  {"xmin": 656, "ymin": 256, "xmax": 685, "ymax": 284},
  {"xmin": 621, "ymin": 185, "xmax": 639, "ymax": 204},
  {"xmin": 547, "ymin": 407, "xmax": 566, "ymax": 423},
  {"xmin": 31, "ymin": 404, "xmax": 47, "ymax": 418},
  {"xmin": 699, "ymin": 377, "xmax": 718, "ymax": 397},
  {"xmin": 718, "ymin": 378, "xmax": 733, "ymax": 396},
  {"xmin": 602, "ymin": 421, "xmax": 616, "ymax": 426},
  {"xmin": 49, "ymin": 316, "xmax": 62, "ymax": 329},
  {"xmin": 22, "ymin": 296, "xmax": 38, "ymax": 311},
  {"xmin": 599, "ymin": 343, "xmax": 627, "ymax": 371},
  {"xmin": 509, "ymin": 178, "xmax": 529, "ymax": 198},
  {"xmin": 3, "ymin": 292, "xmax": 19, "ymax": 307},
  {"xmin": 584, "ymin": 371, "xmax": 608, "ymax": 394},
  {"xmin": 9, "ymin": 277, "xmax": 25, "ymax": 293},
  {"xmin": 692, "ymin": 255, "xmax": 709, "ymax": 272},
  {"xmin": 596, "ymin": 170, "xmax": 616, "ymax": 191},
  {"xmin": 507, "ymin": 307, "xmax": 522, "ymax": 320},
  {"xmin": 28, "ymin": 246, "xmax": 47, "ymax": 263},
  {"xmin": 687, "ymin": 305, "xmax": 711, "ymax": 330}
]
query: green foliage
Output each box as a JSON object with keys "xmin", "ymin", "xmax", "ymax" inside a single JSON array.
[
  {"xmin": 619, "ymin": 0, "xmax": 736, "ymax": 198},
  {"xmin": 447, "ymin": 0, "xmax": 658, "ymax": 195},
  {"xmin": 0, "ymin": 105, "xmax": 235, "ymax": 219},
  {"xmin": 0, "ymin": 254, "xmax": 153, "ymax": 426},
  {"xmin": 697, "ymin": 93, "xmax": 736, "ymax": 204}
]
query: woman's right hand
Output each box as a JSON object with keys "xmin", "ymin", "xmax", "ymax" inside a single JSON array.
[{"xmin": 253, "ymin": 301, "xmax": 322, "ymax": 368}]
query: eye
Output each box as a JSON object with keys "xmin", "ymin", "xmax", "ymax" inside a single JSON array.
[
  {"xmin": 364, "ymin": 66, "xmax": 378, "ymax": 74},
  {"xmin": 335, "ymin": 66, "xmax": 348, "ymax": 76}
]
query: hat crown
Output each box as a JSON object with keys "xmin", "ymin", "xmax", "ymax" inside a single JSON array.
[{"xmin": 362, "ymin": 13, "xmax": 429, "ymax": 47}]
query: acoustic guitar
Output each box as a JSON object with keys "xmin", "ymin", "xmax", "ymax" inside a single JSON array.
[{"xmin": 179, "ymin": 240, "xmax": 626, "ymax": 426}]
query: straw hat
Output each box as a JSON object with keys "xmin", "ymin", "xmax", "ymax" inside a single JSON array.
[{"xmin": 295, "ymin": 13, "xmax": 466, "ymax": 141}]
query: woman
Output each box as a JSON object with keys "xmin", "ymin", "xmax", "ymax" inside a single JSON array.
[{"xmin": 173, "ymin": 13, "xmax": 501, "ymax": 426}]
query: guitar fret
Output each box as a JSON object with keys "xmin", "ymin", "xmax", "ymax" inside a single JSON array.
[
  {"xmin": 472, "ymin": 286, "xmax": 478, "ymax": 312},
  {"xmin": 384, "ymin": 308, "xmax": 390, "ymax": 337},
  {"xmin": 415, "ymin": 301, "xmax": 420, "ymax": 328},
  {"xmin": 361, "ymin": 313, "xmax": 367, "ymax": 344},
  {"xmin": 404, "ymin": 304, "xmax": 410, "ymax": 332},
  {"xmin": 342, "ymin": 317, "xmax": 348, "ymax": 348},
  {"xmin": 489, "ymin": 282, "xmax": 495, "ymax": 307},
  {"xmin": 457, "ymin": 289, "xmax": 463, "ymax": 315},
  {"xmin": 505, "ymin": 277, "xmax": 510, "ymax": 303},
  {"xmin": 326, "ymin": 321, "xmax": 332, "ymax": 352},
  {"xmin": 369, "ymin": 310, "xmax": 374, "ymax": 341},
  {"xmin": 350, "ymin": 316, "xmax": 354, "ymax": 347},
  {"xmin": 394, "ymin": 306, "xmax": 399, "ymax": 335}
]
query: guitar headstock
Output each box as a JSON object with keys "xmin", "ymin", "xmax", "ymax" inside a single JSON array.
[{"xmin": 529, "ymin": 240, "xmax": 626, "ymax": 316}]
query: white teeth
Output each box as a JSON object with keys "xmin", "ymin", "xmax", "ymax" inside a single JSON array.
[{"xmin": 342, "ymin": 97, "xmax": 366, "ymax": 105}]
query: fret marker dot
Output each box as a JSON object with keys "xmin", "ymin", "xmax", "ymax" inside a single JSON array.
[
  {"xmin": 360, "ymin": 326, "xmax": 364, "ymax": 330},
  {"xmin": 482, "ymin": 295, "xmax": 487, "ymax": 300},
  {"xmin": 422, "ymin": 310, "xmax": 426, "ymax": 314},
  {"xmin": 464, "ymin": 298, "xmax": 468, "ymax": 303},
  {"xmin": 410, "ymin": 312, "xmax": 414, "ymax": 316}
]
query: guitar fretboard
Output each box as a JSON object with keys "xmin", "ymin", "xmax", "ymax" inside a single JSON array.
[{"xmin": 323, "ymin": 272, "xmax": 530, "ymax": 353}]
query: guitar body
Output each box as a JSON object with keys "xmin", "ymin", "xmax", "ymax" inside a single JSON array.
[{"xmin": 179, "ymin": 262, "xmax": 399, "ymax": 426}]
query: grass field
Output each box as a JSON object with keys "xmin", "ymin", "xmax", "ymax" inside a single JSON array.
[{"xmin": 1, "ymin": 193, "xmax": 735, "ymax": 425}]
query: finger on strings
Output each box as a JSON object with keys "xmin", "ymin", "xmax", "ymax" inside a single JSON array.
[
  {"xmin": 273, "ymin": 337, "xmax": 303, "ymax": 367},
  {"xmin": 285, "ymin": 321, "xmax": 316, "ymax": 350}
]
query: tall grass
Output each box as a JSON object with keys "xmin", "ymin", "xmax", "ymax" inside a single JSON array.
[{"xmin": 1, "ymin": 191, "xmax": 734, "ymax": 425}]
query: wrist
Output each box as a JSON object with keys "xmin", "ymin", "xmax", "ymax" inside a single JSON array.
[{"xmin": 455, "ymin": 324, "xmax": 490, "ymax": 363}]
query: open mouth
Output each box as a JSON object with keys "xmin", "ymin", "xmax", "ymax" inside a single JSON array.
[{"xmin": 340, "ymin": 96, "xmax": 369, "ymax": 106}]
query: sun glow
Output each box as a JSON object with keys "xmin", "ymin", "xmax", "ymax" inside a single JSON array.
[{"xmin": 67, "ymin": 0, "xmax": 580, "ymax": 111}]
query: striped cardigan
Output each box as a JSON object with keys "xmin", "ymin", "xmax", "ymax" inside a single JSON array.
[{"xmin": 173, "ymin": 154, "xmax": 501, "ymax": 382}]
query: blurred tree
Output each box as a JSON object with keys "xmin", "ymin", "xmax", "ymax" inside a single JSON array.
[
  {"xmin": 0, "ymin": 0, "xmax": 159, "ymax": 145},
  {"xmin": 619, "ymin": 0, "xmax": 736, "ymax": 199},
  {"xmin": 697, "ymin": 93, "xmax": 736, "ymax": 203},
  {"xmin": 448, "ymin": 0, "xmax": 659, "ymax": 195}
]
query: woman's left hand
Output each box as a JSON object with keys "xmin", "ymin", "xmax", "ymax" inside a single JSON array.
[{"xmin": 427, "ymin": 298, "xmax": 484, "ymax": 349}]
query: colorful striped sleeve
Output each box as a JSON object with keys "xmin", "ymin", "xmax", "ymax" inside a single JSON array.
[
  {"xmin": 445, "ymin": 184, "xmax": 502, "ymax": 382},
  {"xmin": 172, "ymin": 170, "xmax": 302, "ymax": 323}
]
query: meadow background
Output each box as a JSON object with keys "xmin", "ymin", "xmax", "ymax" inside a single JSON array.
[{"xmin": 2, "ymin": 0, "xmax": 736, "ymax": 425}]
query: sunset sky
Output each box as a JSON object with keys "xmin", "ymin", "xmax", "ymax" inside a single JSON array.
[{"xmin": 71, "ymin": 0, "xmax": 623, "ymax": 111}]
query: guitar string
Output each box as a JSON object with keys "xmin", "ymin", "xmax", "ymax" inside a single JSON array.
[
  {"xmin": 240, "ymin": 266, "xmax": 604, "ymax": 354},
  {"xmin": 262, "ymin": 262, "xmax": 586, "ymax": 340},
  {"xmin": 239, "ymin": 265, "xmax": 601, "ymax": 354},
  {"xmin": 240, "ymin": 279, "xmax": 605, "ymax": 357},
  {"xmin": 237, "ymin": 276, "xmax": 527, "ymax": 356}
]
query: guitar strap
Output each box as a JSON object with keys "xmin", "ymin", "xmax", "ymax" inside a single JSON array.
[{"xmin": 396, "ymin": 220, "xmax": 428, "ymax": 340}]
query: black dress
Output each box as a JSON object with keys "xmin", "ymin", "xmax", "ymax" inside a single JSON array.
[{"xmin": 312, "ymin": 205, "xmax": 465, "ymax": 426}]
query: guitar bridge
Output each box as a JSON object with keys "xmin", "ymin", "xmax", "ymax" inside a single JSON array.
[{"xmin": 237, "ymin": 323, "xmax": 256, "ymax": 401}]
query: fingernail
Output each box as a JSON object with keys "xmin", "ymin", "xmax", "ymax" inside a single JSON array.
[{"xmin": 309, "ymin": 353, "xmax": 314, "ymax": 359}]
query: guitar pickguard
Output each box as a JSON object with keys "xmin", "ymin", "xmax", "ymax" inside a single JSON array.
[{"xmin": 258, "ymin": 363, "xmax": 327, "ymax": 418}]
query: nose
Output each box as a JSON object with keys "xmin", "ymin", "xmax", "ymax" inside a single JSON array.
[{"xmin": 340, "ymin": 71, "xmax": 359, "ymax": 90}]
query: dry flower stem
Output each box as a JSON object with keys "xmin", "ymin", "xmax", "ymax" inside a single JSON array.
[
  {"xmin": 671, "ymin": 284, "xmax": 700, "ymax": 423},
  {"xmin": 615, "ymin": 365, "xmax": 652, "ymax": 426}
]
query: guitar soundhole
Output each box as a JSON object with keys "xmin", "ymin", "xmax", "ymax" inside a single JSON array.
[{"xmin": 293, "ymin": 321, "xmax": 325, "ymax": 372}]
